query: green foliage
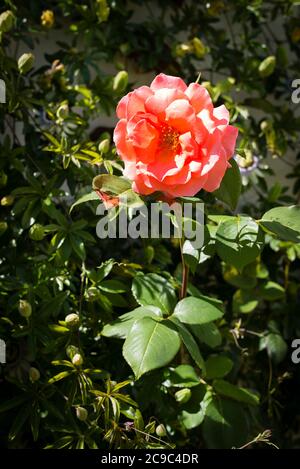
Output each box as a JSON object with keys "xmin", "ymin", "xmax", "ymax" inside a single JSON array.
[{"xmin": 1, "ymin": 0, "xmax": 300, "ymax": 450}]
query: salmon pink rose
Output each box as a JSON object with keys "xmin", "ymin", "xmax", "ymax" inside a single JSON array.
[{"xmin": 113, "ymin": 73, "xmax": 238, "ymax": 198}]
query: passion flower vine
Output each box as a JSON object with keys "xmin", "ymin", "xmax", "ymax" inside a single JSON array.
[{"xmin": 113, "ymin": 73, "xmax": 238, "ymax": 198}]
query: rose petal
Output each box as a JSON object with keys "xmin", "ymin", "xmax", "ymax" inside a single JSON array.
[
  {"xmin": 221, "ymin": 125, "xmax": 238, "ymax": 159},
  {"xmin": 150, "ymin": 73, "xmax": 187, "ymax": 92},
  {"xmin": 165, "ymin": 99, "xmax": 196, "ymax": 133},
  {"xmin": 145, "ymin": 88, "xmax": 187, "ymax": 121},
  {"xmin": 126, "ymin": 86, "xmax": 153, "ymax": 119},
  {"xmin": 113, "ymin": 119, "xmax": 136, "ymax": 161},
  {"xmin": 185, "ymin": 83, "xmax": 213, "ymax": 114}
]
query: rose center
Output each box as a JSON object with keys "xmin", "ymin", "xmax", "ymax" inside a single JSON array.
[{"xmin": 159, "ymin": 125, "xmax": 180, "ymax": 152}]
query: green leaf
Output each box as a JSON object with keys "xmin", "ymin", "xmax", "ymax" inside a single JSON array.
[
  {"xmin": 180, "ymin": 385, "xmax": 212, "ymax": 430},
  {"xmin": 203, "ymin": 398, "xmax": 249, "ymax": 449},
  {"xmin": 99, "ymin": 279, "xmax": 127, "ymax": 293},
  {"xmin": 69, "ymin": 234, "xmax": 86, "ymax": 260},
  {"xmin": 213, "ymin": 159, "xmax": 241, "ymax": 210},
  {"xmin": 258, "ymin": 281, "xmax": 285, "ymax": 301},
  {"xmin": 132, "ymin": 273, "xmax": 177, "ymax": 314},
  {"xmin": 9, "ymin": 405, "xmax": 31, "ymax": 441},
  {"xmin": 101, "ymin": 306, "xmax": 163, "ymax": 339},
  {"xmin": 97, "ymin": 259, "xmax": 115, "ymax": 281},
  {"xmin": 205, "ymin": 356, "xmax": 233, "ymax": 379},
  {"xmin": 189, "ymin": 323, "xmax": 222, "ymax": 348},
  {"xmin": 123, "ymin": 317, "xmax": 181, "ymax": 379},
  {"xmin": 92, "ymin": 174, "xmax": 131, "ymax": 195},
  {"xmin": 259, "ymin": 333, "xmax": 287, "ymax": 364},
  {"xmin": 182, "ymin": 240, "xmax": 200, "ymax": 273},
  {"xmin": 232, "ymin": 289, "xmax": 259, "ymax": 314},
  {"xmin": 261, "ymin": 206, "xmax": 300, "ymax": 243},
  {"xmin": 172, "ymin": 296, "xmax": 223, "ymax": 325},
  {"xmin": 169, "ymin": 317, "xmax": 205, "ymax": 371},
  {"xmin": 0, "ymin": 395, "xmax": 28, "ymax": 413},
  {"xmin": 163, "ymin": 364, "xmax": 201, "ymax": 388},
  {"xmin": 216, "ymin": 216, "xmax": 264, "ymax": 270},
  {"xmin": 213, "ymin": 379, "xmax": 259, "ymax": 406},
  {"xmin": 48, "ymin": 370, "xmax": 74, "ymax": 384},
  {"xmin": 70, "ymin": 192, "xmax": 99, "ymax": 213}
]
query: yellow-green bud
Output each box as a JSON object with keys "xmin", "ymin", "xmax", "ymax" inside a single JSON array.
[
  {"xmin": 66, "ymin": 345, "xmax": 80, "ymax": 360},
  {"xmin": 29, "ymin": 367, "xmax": 40, "ymax": 382},
  {"xmin": 113, "ymin": 71, "xmax": 128, "ymax": 93},
  {"xmin": 174, "ymin": 388, "xmax": 191, "ymax": 404},
  {"xmin": 175, "ymin": 43, "xmax": 191, "ymax": 58},
  {"xmin": 86, "ymin": 286, "xmax": 99, "ymax": 301},
  {"xmin": 41, "ymin": 10, "xmax": 55, "ymax": 29},
  {"xmin": 96, "ymin": 0, "xmax": 110, "ymax": 23},
  {"xmin": 191, "ymin": 37, "xmax": 206, "ymax": 59},
  {"xmin": 18, "ymin": 53, "xmax": 35, "ymax": 75},
  {"xmin": 258, "ymin": 56, "xmax": 276, "ymax": 78},
  {"xmin": 76, "ymin": 406, "xmax": 88, "ymax": 421},
  {"xmin": 155, "ymin": 424, "xmax": 167, "ymax": 437},
  {"xmin": 57, "ymin": 103, "xmax": 69, "ymax": 119},
  {"xmin": 0, "ymin": 171, "xmax": 7, "ymax": 187},
  {"xmin": 29, "ymin": 223, "xmax": 45, "ymax": 241},
  {"xmin": 0, "ymin": 10, "xmax": 15, "ymax": 33},
  {"xmin": 0, "ymin": 222, "xmax": 8, "ymax": 236},
  {"xmin": 72, "ymin": 353, "xmax": 83, "ymax": 367},
  {"xmin": 1, "ymin": 195, "xmax": 14, "ymax": 206},
  {"xmin": 65, "ymin": 313, "xmax": 80, "ymax": 328},
  {"xmin": 260, "ymin": 120, "xmax": 271, "ymax": 132},
  {"xmin": 98, "ymin": 138, "xmax": 110, "ymax": 154},
  {"xmin": 18, "ymin": 300, "xmax": 32, "ymax": 318}
]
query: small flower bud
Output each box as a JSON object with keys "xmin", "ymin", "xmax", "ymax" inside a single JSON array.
[
  {"xmin": 18, "ymin": 300, "xmax": 32, "ymax": 318},
  {"xmin": 86, "ymin": 287, "xmax": 99, "ymax": 301},
  {"xmin": 0, "ymin": 222, "xmax": 8, "ymax": 236},
  {"xmin": 191, "ymin": 37, "xmax": 207, "ymax": 59},
  {"xmin": 29, "ymin": 224, "xmax": 45, "ymax": 241},
  {"xmin": 29, "ymin": 367, "xmax": 40, "ymax": 382},
  {"xmin": 65, "ymin": 313, "xmax": 80, "ymax": 328},
  {"xmin": 41, "ymin": 10, "xmax": 55, "ymax": 29},
  {"xmin": 174, "ymin": 388, "xmax": 191, "ymax": 404},
  {"xmin": 0, "ymin": 170, "xmax": 7, "ymax": 187},
  {"xmin": 72, "ymin": 353, "xmax": 83, "ymax": 367},
  {"xmin": 76, "ymin": 406, "xmax": 88, "ymax": 421},
  {"xmin": 155, "ymin": 424, "xmax": 167, "ymax": 437},
  {"xmin": 1, "ymin": 195, "xmax": 14, "ymax": 206},
  {"xmin": 98, "ymin": 138, "xmax": 110, "ymax": 154},
  {"xmin": 96, "ymin": 0, "xmax": 110, "ymax": 23},
  {"xmin": 56, "ymin": 103, "xmax": 69, "ymax": 119},
  {"xmin": 258, "ymin": 56, "xmax": 276, "ymax": 78},
  {"xmin": 175, "ymin": 43, "xmax": 191, "ymax": 57},
  {"xmin": 0, "ymin": 10, "xmax": 15, "ymax": 33},
  {"xmin": 113, "ymin": 71, "xmax": 128, "ymax": 93},
  {"xmin": 18, "ymin": 53, "xmax": 35, "ymax": 74},
  {"xmin": 66, "ymin": 345, "xmax": 80, "ymax": 360}
]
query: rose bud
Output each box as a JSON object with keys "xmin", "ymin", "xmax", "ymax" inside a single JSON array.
[
  {"xmin": 155, "ymin": 424, "xmax": 167, "ymax": 437},
  {"xmin": 29, "ymin": 367, "xmax": 40, "ymax": 382},
  {"xmin": 65, "ymin": 313, "xmax": 80, "ymax": 328},
  {"xmin": 18, "ymin": 300, "xmax": 32, "ymax": 318},
  {"xmin": 76, "ymin": 406, "xmax": 88, "ymax": 421},
  {"xmin": 175, "ymin": 388, "xmax": 191, "ymax": 404}
]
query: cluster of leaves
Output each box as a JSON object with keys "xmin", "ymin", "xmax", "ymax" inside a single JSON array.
[{"xmin": 1, "ymin": 0, "xmax": 300, "ymax": 449}]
